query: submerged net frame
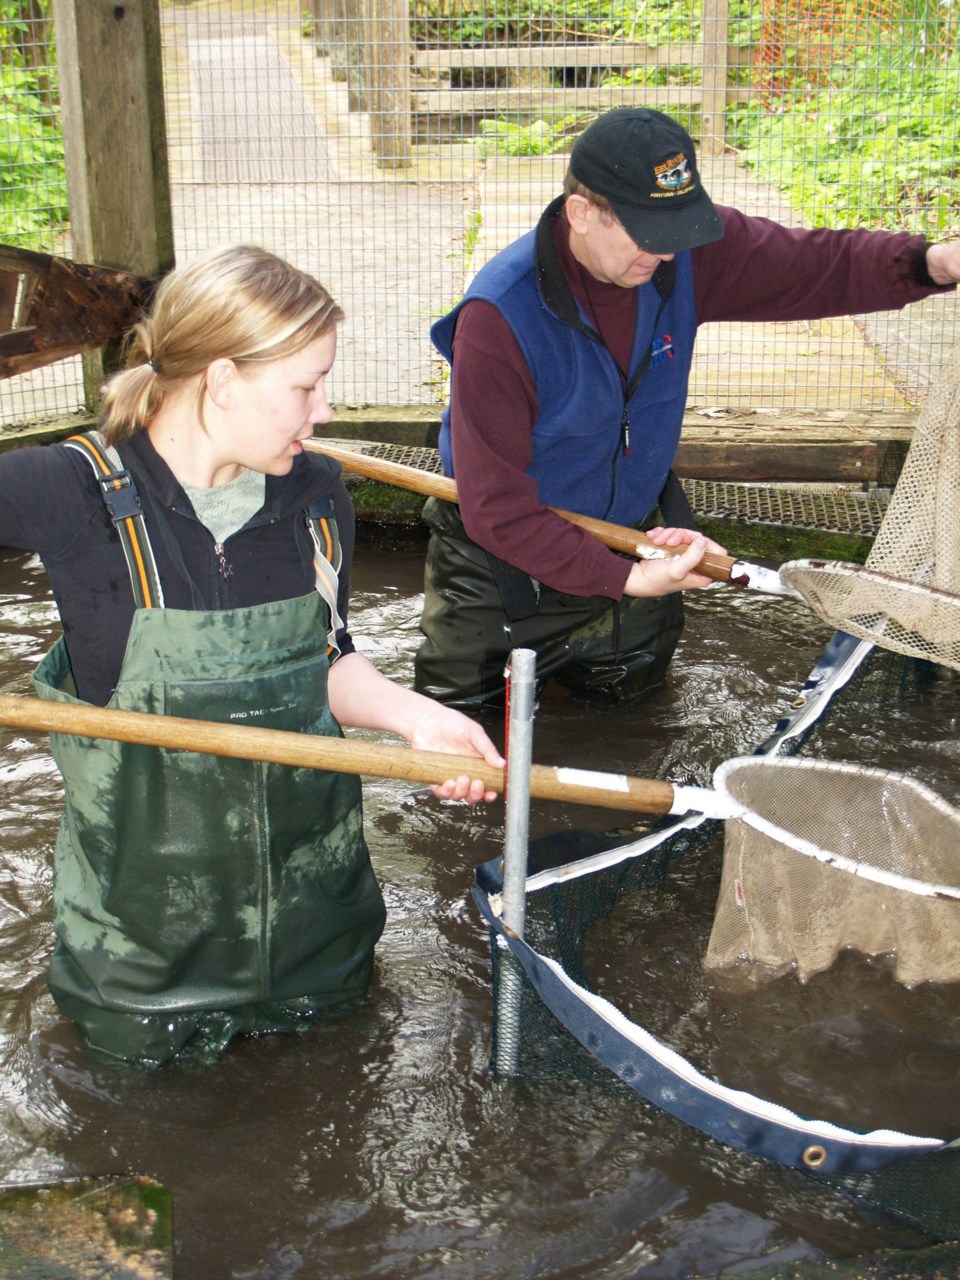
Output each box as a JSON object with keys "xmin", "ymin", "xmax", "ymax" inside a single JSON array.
[{"xmin": 473, "ymin": 632, "xmax": 960, "ymax": 1238}]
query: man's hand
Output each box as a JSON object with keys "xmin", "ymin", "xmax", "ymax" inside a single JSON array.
[
  {"xmin": 622, "ymin": 527, "xmax": 727, "ymax": 598},
  {"xmin": 925, "ymin": 241, "xmax": 960, "ymax": 286}
]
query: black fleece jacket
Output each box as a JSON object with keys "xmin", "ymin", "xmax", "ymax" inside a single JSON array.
[{"xmin": 0, "ymin": 430, "xmax": 357, "ymax": 706}]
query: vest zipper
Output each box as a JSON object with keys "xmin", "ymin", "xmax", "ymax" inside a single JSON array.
[{"xmin": 605, "ymin": 376, "xmax": 629, "ymax": 518}]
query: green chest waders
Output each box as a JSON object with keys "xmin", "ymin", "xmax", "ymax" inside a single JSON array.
[{"xmin": 33, "ymin": 435, "xmax": 386, "ymax": 1064}]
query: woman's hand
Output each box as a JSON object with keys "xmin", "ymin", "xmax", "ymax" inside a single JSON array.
[
  {"xmin": 622, "ymin": 527, "xmax": 727, "ymax": 598},
  {"xmin": 405, "ymin": 702, "xmax": 505, "ymax": 804},
  {"xmin": 327, "ymin": 652, "xmax": 504, "ymax": 804}
]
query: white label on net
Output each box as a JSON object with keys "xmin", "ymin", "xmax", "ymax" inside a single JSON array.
[{"xmin": 554, "ymin": 767, "xmax": 629, "ymax": 792}]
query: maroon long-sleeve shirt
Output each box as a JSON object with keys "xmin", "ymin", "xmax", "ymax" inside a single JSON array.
[{"xmin": 445, "ymin": 204, "xmax": 950, "ymax": 599}]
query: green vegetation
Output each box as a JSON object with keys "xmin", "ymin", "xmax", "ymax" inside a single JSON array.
[
  {"xmin": 477, "ymin": 114, "xmax": 579, "ymax": 156},
  {"xmin": 418, "ymin": 0, "xmax": 960, "ymax": 237},
  {"xmin": 728, "ymin": 28, "xmax": 960, "ymax": 235},
  {"xmin": 411, "ymin": 0, "xmax": 668, "ymax": 46},
  {"xmin": 697, "ymin": 516, "xmax": 872, "ymax": 564},
  {"xmin": 0, "ymin": 0, "xmax": 67, "ymax": 249}
]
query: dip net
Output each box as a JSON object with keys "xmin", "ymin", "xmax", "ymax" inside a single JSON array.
[
  {"xmin": 703, "ymin": 756, "xmax": 960, "ymax": 985},
  {"xmin": 475, "ymin": 371, "xmax": 960, "ymax": 1245}
]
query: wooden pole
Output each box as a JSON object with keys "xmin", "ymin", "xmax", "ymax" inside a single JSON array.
[
  {"xmin": 700, "ymin": 0, "xmax": 730, "ymax": 155},
  {"xmin": 327, "ymin": 0, "xmax": 369, "ymax": 112},
  {"xmin": 364, "ymin": 0, "xmax": 413, "ymax": 168},
  {"xmin": 51, "ymin": 0, "xmax": 174, "ymax": 401},
  {"xmin": 0, "ymin": 694, "xmax": 681, "ymax": 816},
  {"xmin": 304, "ymin": 438, "xmax": 747, "ymax": 585},
  {"xmin": 307, "ymin": 0, "xmax": 333, "ymax": 56}
]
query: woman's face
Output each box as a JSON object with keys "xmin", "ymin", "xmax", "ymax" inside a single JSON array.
[{"xmin": 220, "ymin": 329, "xmax": 338, "ymax": 476}]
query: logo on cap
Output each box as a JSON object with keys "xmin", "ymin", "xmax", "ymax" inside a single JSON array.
[{"xmin": 653, "ymin": 152, "xmax": 694, "ymax": 196}]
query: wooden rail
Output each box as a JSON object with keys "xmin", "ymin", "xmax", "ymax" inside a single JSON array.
[
  {"xmin": 317, "ymin": 405, "xmax": 916, "ymax": 487},
  {"xmin": 410, "ymin": 39, "xmax": 751, "ymax": 149}
]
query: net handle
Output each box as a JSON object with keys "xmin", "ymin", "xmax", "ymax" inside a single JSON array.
[
  {"xmin": 4, "ymin": 698, "xmax": 958, "ymax": 892},
  {"xmin": 306, "ymin": 440, "xmax": 797, "ymax": 595},
  {"xmin": 0, "ymin": 693, "xmax": 705, "ymax": 815}
]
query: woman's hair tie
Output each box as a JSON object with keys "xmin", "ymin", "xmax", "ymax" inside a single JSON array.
[{"xmin": 147, "ymin": 358, "xmax": 160, "ymax": 375}]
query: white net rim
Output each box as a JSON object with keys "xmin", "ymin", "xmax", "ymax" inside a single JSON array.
[
  {"xmin": 778, "ymin": 560, "xmax": 960, "ymax": 673},
  {"xmin": 781, "ymin": 559, "xmax": 960, "ymax": 605},
  {"xmin": 712, "ymin": 756, "xmax": 960, "ymax": 901}
]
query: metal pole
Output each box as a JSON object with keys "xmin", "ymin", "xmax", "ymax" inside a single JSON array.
[{"xmin": 494, "ymin": 647, "xmax": 536, "ymax": 1076}]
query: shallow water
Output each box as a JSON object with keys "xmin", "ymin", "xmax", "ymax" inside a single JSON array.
[{"xmin": 0, "ymin": 534, "xmax": 954, "ymax": 1278}]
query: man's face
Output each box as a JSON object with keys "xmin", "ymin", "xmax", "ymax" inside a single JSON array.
[{"xmin": 566, "ymin": 195, "xmax": 675, "ymax": 288}]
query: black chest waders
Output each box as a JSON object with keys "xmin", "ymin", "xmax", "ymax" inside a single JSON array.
[
  {"xmin": 33, "ymin": 433, "xmax": 386, "ymax": 1065},
  {"xmin": 414, "ymin": 497, "xmax": 685, "ymax": 713}
]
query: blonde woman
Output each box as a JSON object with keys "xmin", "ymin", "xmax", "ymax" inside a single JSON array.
[{"xmin": 0, "ymin": 245, "xmax": 503, "ymax": 1066}]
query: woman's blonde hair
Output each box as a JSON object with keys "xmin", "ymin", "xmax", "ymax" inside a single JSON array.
[{"xmin": 99, "ymin": 244, "xmax": 344, "ymax": 444}]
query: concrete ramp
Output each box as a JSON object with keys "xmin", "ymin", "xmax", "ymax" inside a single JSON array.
[{"xmin": 189, "ymin": 30, "xmax": 336, "ymax": 184}]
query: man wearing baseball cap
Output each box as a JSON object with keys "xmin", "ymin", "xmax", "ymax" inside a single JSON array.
[{"xmin": 415, "ymin": 107, "xmax": 960, "ymax": 713}]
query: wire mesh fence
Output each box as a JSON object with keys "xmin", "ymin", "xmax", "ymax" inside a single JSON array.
[
  {"xmin": 0, "ymin": 0, "xmax": 957, "ymax": 427},
  {"xmin": 0, "ymin": 1, "xmax": 78, "ymax": 426}
]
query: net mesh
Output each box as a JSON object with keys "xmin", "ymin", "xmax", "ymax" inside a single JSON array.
[
  {"xmin": 704, "ymin": 758, "xmax": 960, "ymax": 984},
  {"xmin": 780, "ymin": 562, "xmax": 960, "ymax": 671},
  {"xmin": 780, "ymin": 358, "xmax": 960, "ymax": 669}
]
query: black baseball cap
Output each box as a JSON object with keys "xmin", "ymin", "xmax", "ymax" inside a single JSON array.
[{"xmin": 568, "ymin": 108, "xmax": 724, "ymax": 254}]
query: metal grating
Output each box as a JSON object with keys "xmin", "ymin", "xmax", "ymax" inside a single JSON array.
[
  {"xmin": 682, "ymin": 478, "xmax": 888, "ymax": 536},
  {"xmin": 346, "ymin": 442, "xmax": 889, "ymax": 538}
]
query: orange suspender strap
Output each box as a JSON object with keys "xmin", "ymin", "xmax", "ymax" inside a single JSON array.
[{"xmin": 64, "ymin": 433, "xmax": 165, "ymax": 610}]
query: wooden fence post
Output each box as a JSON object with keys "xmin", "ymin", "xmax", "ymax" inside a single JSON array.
[
  {"xmin": 307, "ymin": 0, "xmax": 331, "ymax": 55},
  {"xmin": 365, "ymin": 0, "xmax": 412, "ymax": 168},
  {"xmin": 51, "ymin": 0, "xmax": 174, "ymax": 406},
  {"xmin": 700, "ymin": 0, "xmax": 730, "ymax": 154},
  {"xmin": 326, "ymin": 0, "xmax": 369, "ymax": 112}
]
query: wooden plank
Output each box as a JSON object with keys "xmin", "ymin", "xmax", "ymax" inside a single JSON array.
[
  {"xmin": 674, "ymin": 437, "xmax": 909, "ymax": 485},
  {"xmin": 411, "ymin": 85, "xmax": 707, "ymax": 115},
  {"xmin": 675, "ymin": 408, "xmax": 915, "ymax": 484},
  {"xmin": 0, "ymin": 247, "xmax": 154, "ymax": 379},
  {"xmin": 414, "ymin": 42, "xmax": 705, "ymax": 71},
  {"xmin": 0, "ymin": 326, "xmax": 39, "ymax": 357}
]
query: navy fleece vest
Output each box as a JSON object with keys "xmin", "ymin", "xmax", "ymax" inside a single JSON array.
[{"xmin": 432, "ymin": 206, "xmax": 697, "ymax": 526}]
